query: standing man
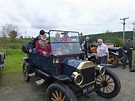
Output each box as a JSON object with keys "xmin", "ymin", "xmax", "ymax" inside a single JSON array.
[
  {"xmin": 122, "ymin": 38, "xmax": 134, "ymax": 72},
  {"xmin": 96, "ymin": 39, "xmax": 109, "ymax": 64},
  {"xmin": 82, "ymin": 37, "xmax": 90, "ymax": 58}
]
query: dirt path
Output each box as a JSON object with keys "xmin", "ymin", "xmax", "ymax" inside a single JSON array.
[{"xmin": 0, "ymin": 66, "xmax": 135, "ymax": 101}]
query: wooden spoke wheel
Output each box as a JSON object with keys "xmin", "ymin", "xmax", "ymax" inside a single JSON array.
[
  {"xmin": 46, "ymin": 82, "xmax": 77, "ymax": 101},
  {"xmin": 95, "ymin": 69, "xmax": 121, "ymax": 99},
  {"xmin": 51, "ymin": 90, "xmax": 67, "ymax": 101}
]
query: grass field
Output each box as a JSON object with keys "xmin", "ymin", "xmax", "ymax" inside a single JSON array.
[{"xmin": 0, "ymin": 49, "xmax": 27, "ymax": 74}]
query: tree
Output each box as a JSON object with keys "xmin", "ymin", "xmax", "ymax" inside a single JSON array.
[
  {"xmin": 9, "ymin": 30, "xmax": 17, "ymax": 43},
  {"xmin": 2, "ymin": 24, "xmax": 18, "ymax": 43},
  {"xmin": 101, "ymin": 32, "xmax": 123, "ymax": 47},
  {"xmin": 19, "ymin": 36, "xmax": 23, "ymax": 39},
  {"xmin": 1, "ymin": 29, "xmax": 8, "ymax": 53}
]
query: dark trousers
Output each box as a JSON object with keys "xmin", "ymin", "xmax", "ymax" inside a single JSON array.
[
  {"xmin": 98, "ymin": 56, "xmax": 107, "ymax": 64},
  {"xmin": 123, "ymin": 53, "xmax": 132, "ymax": 69},
  {"xmin": 85, "ymin": 51, "xmax": 88, "ymax": 58}
]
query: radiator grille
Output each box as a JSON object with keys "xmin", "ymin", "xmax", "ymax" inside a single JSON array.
[{"xmin": 79, "ymin": 67, "xmax": 95, "ymax": 87}]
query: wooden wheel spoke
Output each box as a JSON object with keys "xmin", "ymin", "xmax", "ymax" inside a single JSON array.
[
  {"xmin": 105, "ymin": 86, "xmax": 109, "ymax": 93},
  {"xmin": 51, "ymin": 90, "xmax": 67, "ymax": 101},
  {"xmin": 106, "ymin": 76, "xmax": 111, "ymax": 82},
  {"xmin": 51, "ymin": 97, "xmax": 57, "ymax": 101},
  {"xmin": 97, "ymin": 76, "xmax": 103, "ymax": 81},
  {"xmin": 96, "ymin": 80, "xmax": 102, "ymax": 83},
  {"xmin": 105, "ymin": 75, "xmax": 107, "ymax": 81},
  {"xmin": 108, "ymin": 84, "xmax": 115, "ymax": 87},
  {"xmin": 106, "ymin": 85, "xmax": 114, "ymax": 91},
  {"xmin": 101, "ymin": 75, "xmax": 105, "ymax": 80},
  {"xmin": 52, "ymin": 92, "xmax": 58, "ymax": 100},
  {"xmin": 62, "ymin": 95, "xmax": 66, "ymax": 101},
  {"xmin": 60, "ymin": 91, "xmax": 62, "ymax": 100},
  {"xmin": 108, "ymin": 81, "xmax": 114, "ymax": 83},
  {"xmin": 103, "ymin": 87, "xmax": 105, "ymax": 93},
  {"xmin": 55, "ymin": 90, "xmax": 59, "ymax": 99}
]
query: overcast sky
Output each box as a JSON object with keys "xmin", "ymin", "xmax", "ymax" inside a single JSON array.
[{"xmin": 0, "ymin": 0, "xmax": 135, "ymax": 37}]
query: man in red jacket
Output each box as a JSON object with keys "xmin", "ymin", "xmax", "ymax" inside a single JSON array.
[
  {"xmin": 36, "ymin": 32, "xmax": 52, "ymax": 56},
  {"xmin": 62, "ymin": 31, "xmax": 71, "ymax": 42}
]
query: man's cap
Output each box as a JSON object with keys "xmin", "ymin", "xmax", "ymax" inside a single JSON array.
[
  {"xmin": 127, "ymin": 38, "xmax": 131, "ymax": 41},
  {"xmin": 39, "ymin": 30, "xmax": 45, "ymax": 35},
  {"xmin": 62, "ymin": 31, "xmax": 68, "ymax": 35}
]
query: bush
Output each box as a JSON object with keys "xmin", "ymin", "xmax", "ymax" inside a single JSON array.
[
  {"xmin": 114, "ymin": 38, "xmax": 123, "ymax": 47},
  {"xmin": 7, "ymin": 43, "xmax": 22, "ymax": 49}
]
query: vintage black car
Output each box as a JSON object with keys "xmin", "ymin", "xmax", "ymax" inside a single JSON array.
[
  {"xmin": 108, "ymin": 47, "xmax": 124, "ymax": 67},
  {"xmin": 22, "ymin": 30, "xmax": 121, "ymax": 101},
  {"xmin": 0, "ymin": 52, "xmax": 5, "ymax": 69}
]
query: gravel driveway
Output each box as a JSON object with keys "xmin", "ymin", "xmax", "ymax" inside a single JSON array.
[{"xmin": 0, "ymin": 66, "xmax": 135, "ymax": 101}]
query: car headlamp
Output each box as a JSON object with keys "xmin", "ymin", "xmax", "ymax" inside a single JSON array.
[
  {"xmin": 72, "ymin": 72, "xmax": 83, "ymax": 86},
  {"xmin": 95, "ymin": 65, "xmax": 105, "ymax": 75}
]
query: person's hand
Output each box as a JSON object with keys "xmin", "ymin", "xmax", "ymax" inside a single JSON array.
[
  {"xmin": 107, "ymin": 58, "xmax": 109, "ymax": 62},
  {"xmin": 125, "ymin": 50, "xmax": 127, "ymax": 53},
  {"xmin": 130, "ymin": 48, "xmax": 133, "ymax": 50},
  {"xmin": 49, "ymin": 52, "xmax": 52, "ymax": 56},
  {"xmin": 42, "ymin": 51, "xmax": 47, "ymax": 56},
  {"xmin": 96, "ymin": 56, "xmax": 98, "ymax": 59},
  {"xmin": 29, "ymin": 49, "xmax": 32, "ymax": 53}
]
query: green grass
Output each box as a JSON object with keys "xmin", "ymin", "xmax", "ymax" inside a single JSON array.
[{"xmin": 0, "ymin": 49, "xmax": 27, "ymax": 74}]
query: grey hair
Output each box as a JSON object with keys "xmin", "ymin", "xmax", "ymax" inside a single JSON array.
[
  {"xmin": 97, "ymin": 39, "xmax": 103, "ymax": 43},
  {"xmin": 85, "ymin": 37, "xmax": 89, "ymax": 40},
  {"xmin": 72, "ymin": 39, "xmax": 77, "ymax": 42}
]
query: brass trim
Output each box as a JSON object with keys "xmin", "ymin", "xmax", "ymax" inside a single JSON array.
[
  {"xmin": 77, "ymin": 61, "xmax": 95, "ymax": 70},
  {"xmin": 79, "ymin": 79, "xmax": 96, "ymax": 88},
  {"xmin": 95, "ymin": 65, "xmax": 105, "ymax": 75},
  {"xmin": 72, "ymin": 72, "xmax": 83, "ymax": 86}
]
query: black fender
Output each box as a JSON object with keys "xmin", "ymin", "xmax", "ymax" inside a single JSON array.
[
  {"xmin": 88, "ymin": 53, "xmax": 97, "ymax": 58},
  {"xmin": 0, "ymin": 52, "xmax": 5, "ymax": 69},
  {"xmin": 22, "ymin": 57, "xmax": 33, "ymax": 73},
  {"xmin": 88, "ymin": 53, "xmax": 97, "ymax": 64},
  {"xmin": 0, "ymin": 52, "xmax": 5, "ymax": 63},
  {"xmin": 22, "ymin": 57, "xmax": 29, "ymax": 66},
  {"xmin": 109, "ymin": 52, "xmax": 118, "ymax": 56}
]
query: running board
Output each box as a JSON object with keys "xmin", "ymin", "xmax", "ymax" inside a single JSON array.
[
  {"xmin": 28, "ymin": 72, "xmax": 35, "ymax": 77},
  {"xmin": 35, "ymin": 79, "xmax": 45, "ymax": 85}
]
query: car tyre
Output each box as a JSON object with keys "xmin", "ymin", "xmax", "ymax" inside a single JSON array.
[
  {"xmin": 23, "ymin": 62, "xmax": 30, "ymax": 82},
  {"xmin": 95, "ymin": 69, "xmax": 121, "ymax": 99},
  {"xmin": 108, "ymin": 54, "xmax": 119, "ymax": 67},
  {"xmin": 46, "ymin": 82, "xmax": 78, "ymax": 101}
]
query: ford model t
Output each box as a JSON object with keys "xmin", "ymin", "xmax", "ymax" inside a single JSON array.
[{"xmin": 22, "ymin": 30, "xmax": 121, "ymax": 101}]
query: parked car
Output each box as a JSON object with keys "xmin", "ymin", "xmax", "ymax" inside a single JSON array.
[
  {"xmin": 108, "ymin": 47, "xmax": 124, "ymax": 67},
  {"xmin": 0, "ymin": 52, "xmax": 5, "ymax": 69},
  {"xmin": 89, "ymin": 42, "xmax": 124, "ymax": 67},
  {"xmin": 22, "ymin": 30, "xmax": 121, "ymax": 101}
]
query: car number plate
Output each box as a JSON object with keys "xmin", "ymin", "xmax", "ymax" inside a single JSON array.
[{"xmin": 83, "ymin": 85, "xmax": 94, "ymax": 93}]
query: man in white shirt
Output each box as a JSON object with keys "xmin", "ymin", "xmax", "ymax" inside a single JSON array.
[{"xmin": 96, "ymin": 39, "xmax": 109, "ymax": 64}]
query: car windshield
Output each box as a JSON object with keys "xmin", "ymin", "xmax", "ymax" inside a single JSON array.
[{"xmin": 49, "ymin": 30, "xmax": 82, "ymax": 56}]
